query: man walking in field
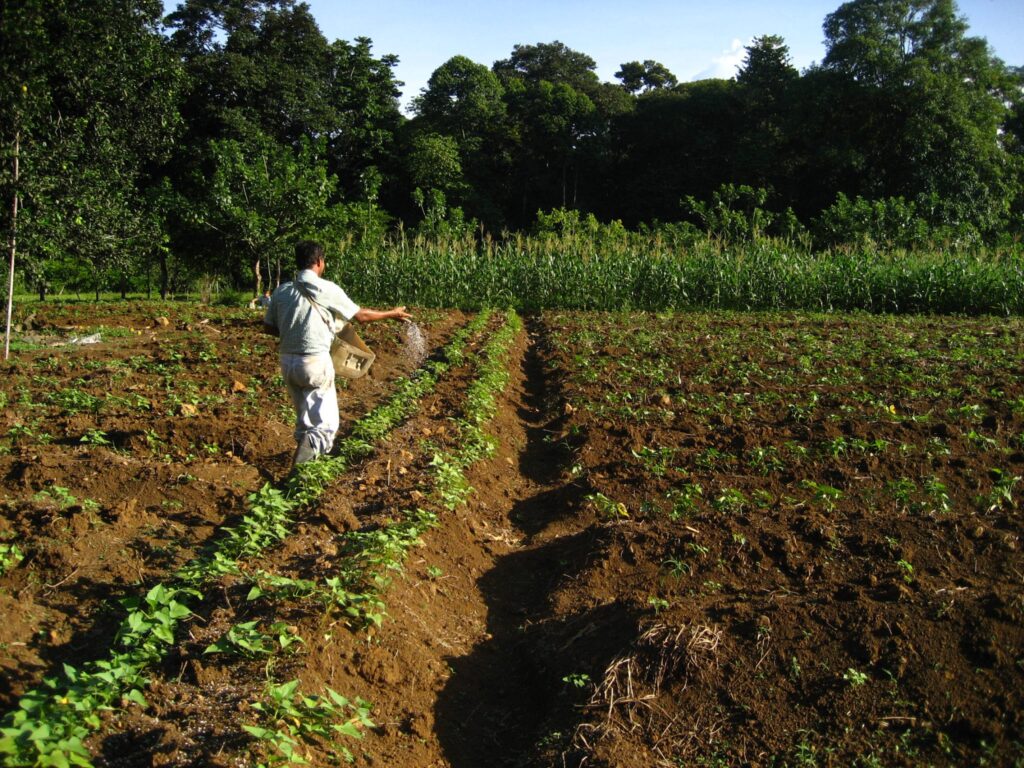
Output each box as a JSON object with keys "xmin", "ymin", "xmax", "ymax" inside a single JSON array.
[{"xmin": 263, "ymin": 240, "xmax": 411, "ymax": 466}]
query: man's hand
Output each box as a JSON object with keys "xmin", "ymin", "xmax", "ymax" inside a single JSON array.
[{"xmin": 390, "ymin": 306, "xmax": 412, "ymax": 321}]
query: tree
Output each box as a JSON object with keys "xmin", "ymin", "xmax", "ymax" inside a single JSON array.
[
  {"xmin": 494, "ymin": 41, "xmax": 601, "ymax": 97},
  {"xmin": 490, "ymin": 42, "xmax": 611, "ymax": 224},
  {"xmin": 734, "ymin": 36, "xmax": 800, "ymax": 197},
  {"xmin": 608, "ymin": 81, "xmax": 744, "ymax": 225},
  {"xmin": 323, "ymin": 37, "xmax": 404, "ymax": 199},
  {"xmin": 737, "ymin": 35, "xmax": 798, "ymax": 94},
  {"xmin": 165, "ymin": 2, "xmax": 402, "ymax": 266},
  {"xmin": 407, "ymin": 133, "xmax": 465, "ymax": 200},
  {"xmin": 1, "ymin": 0, "xmax": 182, "ymax": 299},
  {"xmin": 203, "ymin": 135, "xmax": 345, "ymax": 295},
  {"xmin": 407, "ymin": 56, "xmax": 511, "ymax": 227},
  {"xmin": 820, "ymin": 0, "xmax": 1016, "ymax": 235},
  {"xmin": 615, "ymin": 60, "xmax": 678, "ymax": 94},
  {"xmin": 413, "ymin": 56, "xmax": 506, "ymax": 146}
]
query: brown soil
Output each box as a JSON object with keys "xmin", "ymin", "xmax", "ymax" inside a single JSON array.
[{"xmin": 2, "ymin": 307, "xmax": 1022, "ymax": 767}]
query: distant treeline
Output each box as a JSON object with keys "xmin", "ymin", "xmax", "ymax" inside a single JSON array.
[{"xmin": 1, "ymin": 0, "xmax": 1022, "ymax": 301}]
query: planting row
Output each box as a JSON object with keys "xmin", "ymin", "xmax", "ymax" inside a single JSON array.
[
  {"xmin": 0, "ymin": 307, "xmax": 485, "ymax": 766},
  {"xmin": 77, "ymin": 309, "xmax": 523, "ymax": 766}
]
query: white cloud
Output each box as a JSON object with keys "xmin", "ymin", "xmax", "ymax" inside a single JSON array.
[{"xmin": 693, "ymin": 38, "xmax": 748, "ymax": 81}]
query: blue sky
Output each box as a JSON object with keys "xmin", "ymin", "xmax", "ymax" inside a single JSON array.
[{"xmin": 165, "ymin": 0, "xmax": 1024, "ymax": 111}]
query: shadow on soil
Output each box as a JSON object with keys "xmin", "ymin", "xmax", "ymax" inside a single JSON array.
[{"xmin": 435, "ymin": 316, "xmax": 639, "ymax": 768}]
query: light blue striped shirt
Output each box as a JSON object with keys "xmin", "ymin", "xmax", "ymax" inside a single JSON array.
[{"xmin": 264, "ymin": 270, "xmax": 361, "ymax": 356}]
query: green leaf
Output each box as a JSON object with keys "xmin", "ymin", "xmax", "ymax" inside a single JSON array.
[
  {"xmin": 125, "ymin": 688, "xmax": 148, "ymax": 709},
  {"xmin": 152, "ymin": 625, "xmax": 175, "ymax": 644}
]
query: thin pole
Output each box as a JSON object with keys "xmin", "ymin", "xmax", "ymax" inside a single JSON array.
[{"xmin": 4, "ymin": 131, "xmax": 19, "ymax": 361}]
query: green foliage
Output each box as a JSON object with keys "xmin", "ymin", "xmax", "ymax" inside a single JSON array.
[
  {"xmin": 4, "ymin": 1, "xmax": 1023, "ymax": 301},
  {"xmin": 243, "ymin": 680, "xmax": 374, "ymax": 765},
  {"xmin": 203, "ymin": 135, "xmax": 346, "ymax": 294},
  {"xmin": 204, "ymin": 621, "xmax": 302, "ymax": 659},
  {"xmin": 0, "ymin": 311, "xmax": 501, "ymax": 767},
  {"xmin": 0, "ymin": 541, "xmax": 24, "ymax": 576},
  {"xmin": 338, "ymin": 230, "xmax": 1024, "ymax": 315},
  {"xmin": 1, "ymin": 0, "xmax": 183, "ymax": 299},
  {"xmin": 685, "ymin": 184, "xmax": 777, "ymax": 242},
  {"xmin": 615, "ymin": 60, "xmax": 678, "ymax": 94}
]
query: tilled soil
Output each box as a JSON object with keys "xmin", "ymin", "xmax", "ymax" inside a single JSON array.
[
  {"xmin": 0, "ymin": 303, "xmax": 462, "ymax": 712},
  {"xmin": 2, "ymin": 306, "xmax": 1022, "ymax": 768}
]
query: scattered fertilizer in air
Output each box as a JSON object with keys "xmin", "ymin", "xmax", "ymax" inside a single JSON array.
[{"xmin": 403, "ymin": 320, "xmax": 428, "ymax": 366}]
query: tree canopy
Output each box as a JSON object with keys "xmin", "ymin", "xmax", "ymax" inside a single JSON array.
[{"xmin": 1, "ymin": 0, "xmax": 1021, "ymax": 298}]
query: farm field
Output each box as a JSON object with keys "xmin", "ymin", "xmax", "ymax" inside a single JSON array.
[{"xmin": 1, "ymin": 304, "xmax": 1022, "ymax": 767}]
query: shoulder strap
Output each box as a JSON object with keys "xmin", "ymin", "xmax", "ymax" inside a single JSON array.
[{"xmin": 293, "ymin": 281, "xmax": 334, "ymax": 330}]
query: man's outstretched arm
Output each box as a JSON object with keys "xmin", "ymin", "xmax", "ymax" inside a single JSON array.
[{"xmin": 353, "ymin": 306, "xmax": 411, "ymax": 323}]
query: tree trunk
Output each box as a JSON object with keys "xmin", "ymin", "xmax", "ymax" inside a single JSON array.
[
  {"xmin": 253, "ymin": 255, "xmax": 262, "ymax": 298},
  {"xmin": 4, "ymin": 131, "xmax": 19, "ymax": 361},
  {"xmin": 159, "ymin": 250, "xmax": 169, "ymax": 300}
]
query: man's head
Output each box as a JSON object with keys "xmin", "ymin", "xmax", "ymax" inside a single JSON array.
[{"xmin": 295, "ymin": 240, "xmax": 325, "ymax": 272}]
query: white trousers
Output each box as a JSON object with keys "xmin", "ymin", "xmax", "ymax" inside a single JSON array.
[{"xmin": 280, "ymin": 352, "xmax": 339, "ymax": 457}]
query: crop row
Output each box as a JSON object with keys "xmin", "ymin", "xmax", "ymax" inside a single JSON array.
[
  {"xmin": 0, "ymin": 312, "xmax": 496, "ymax": 768},
  {"xmin": 340, "ymin": 239, "xmax": 1024, "ymax": 315},
  {"xmin": 230, "ymin": 310, "xmax": 521, "ymax": 764}
]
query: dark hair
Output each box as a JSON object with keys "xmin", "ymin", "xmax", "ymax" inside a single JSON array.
[{"xmin": 295, "ymin": 240, "xmax": 325, "ymax": 270}]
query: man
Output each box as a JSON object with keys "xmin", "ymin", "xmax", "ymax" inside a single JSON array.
[
  {"xmin": 263, "ymin": 240, "xmax": 411, "ymax": 465},
  {"xmin": 249, "ymin": 289, "xmax": 272, "ymax": 310}
]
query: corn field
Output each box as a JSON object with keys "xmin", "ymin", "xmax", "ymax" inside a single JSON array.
[{"xmin": 335, "ymin": 233, "xmax": 1024, "ymax": 315}]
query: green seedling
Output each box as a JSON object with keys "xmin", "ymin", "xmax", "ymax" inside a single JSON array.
[
  {"xmin": 695, "ymin": 447, "xmax": 730, "ymax": 471},
  {"xmin": 33, "ymin": 485, "xmax": 79, "ymax": 510},
  {"xmin": 686, "ymin": 542, "xmax": 710, "ymax": 558},
  {"xmin": 586, "ymin": 492, "xmax": 629, "ymax": 520},
  {"xmin": 662, "ymin": 557, "xmax": 691, "ymax": 578},
  {"xmin": 430, "ymin": 453, "xmax": 473, "ymax": 511},
  {"xmin": 747, "ymin": 446, "xmax": 784, "ymax": 474},
  {"xmin": 824, "ymin": 436, "xmax": 849, "ymax": 458},
  {"xmin": 205, "ymin": 621, "xmax": 302, "ymax": 658},
  {"xmin": 713, "ymin": 487, "xmax": 748, "ymax": 515},
  {"xmin": 322, "ymin": 576, "xmax": 387, "ymax": 630},
  {"xmin": 244, "ymin": 679, "xmax": 374, "ymax": 766},
  {"xmin": 80, "ymin": 429, "xmax": 112, "ymax": 446},
  {"xmin": 985, "ymin": 469, "xmax": 1020, "ymax": 512},
  {"xmin": 648, "ymin": 596, "xmax": 670, "ymax": 614},
  {"xmin": 562, "ymin": 673, "xmax": 591, "ymax": 689},
  {"xmin": 631, "ymin": 445, "xmax": 676, "ymax": 476},
  {"xmin": 801, "ymin": 480, "xmax": 843, "ymax": 513},
  {"xmin": 666, "ymin": 483, "xmax": 703, "ymax": 520},
  {"xmin": 923, "ymin": 476, "xmax": 951, "ymax": 514},
  {"xmin": 966, "ymin": 429, "xmax": 998, "ymax": 449},
  {"xmin": 896, "ymin": 559, "xmax": 915, "ymax": 584},
  {"xmin": 49, "ymin": 388, "xmax": 102, "ymax": 415},
  {"xmin": 0, "ymin": 542, "xmax": 24, "ymax": 576},
  {"xmin": 843, "ymin": 667, "xmax": 869, "ymax": 687},
  {"xmin": 887, "ymin": 478, "xmax": 917, "ymax": 509}
]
